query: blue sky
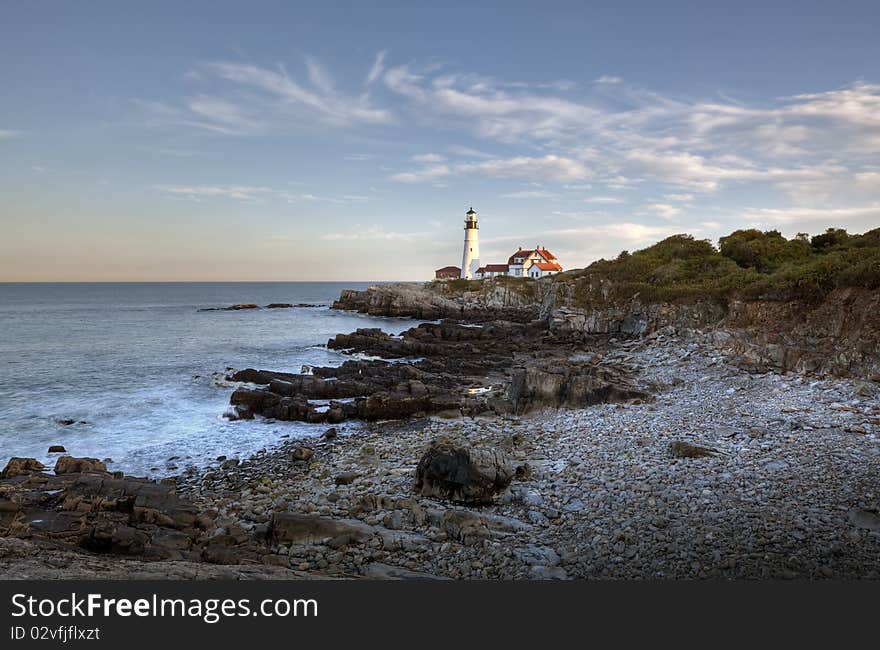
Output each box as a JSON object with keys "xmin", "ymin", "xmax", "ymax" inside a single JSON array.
[{"xmin": 1, "ymin": 1, "xmax": 879, "ymax": 280}]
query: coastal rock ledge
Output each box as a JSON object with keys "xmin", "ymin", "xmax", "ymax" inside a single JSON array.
[
  {"xmin": 225, "ymin": 320, "xmax": 646, "ymax": 424},
  {"xmin": 334, "ymin": 280, "xmax": 880, "ymax": 379}
]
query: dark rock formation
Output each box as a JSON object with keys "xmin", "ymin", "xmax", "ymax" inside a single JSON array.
[
  {"xmin": 509, "ymin": 359, "xmax": 648, "ymax": 414},
  {"xmin": 413, "ymin": 440, "xmax": 518, "ymax": 504},
  {"xmin": 332, "ymin": 281, "xmax": 542, "ymax": 322},
  {"xmin": 54, "ymin": 457, "xmax": 108, "ymax": 475},
  {"xmin": 1, "ymin": 458, "xmax": 45, "ymax": 479},
  {"xmin": 334, "ymin": 471, "xmax": 357, "ymax": 485},
  {"xmin": 334, "ymin": 281, "xmax": 880, "ymax": 379},
  {"xmin": 199, "ymin": 303, "xmax": 259, "ymax": 312},
  {"xmin": 668, "ymin": 441, "xmax": 717, "ymax": 458},
  {"xmin": 1, "ymin": 470, "xmax": 202, "ymax": 559},
  {"xmin": 715, "ymin": 288, "xmax": 880, "ymax": 377},
  {"xmin": 225, "ymin": 318, "xmax": 645, "ymax": 424},
  {"xmin": 0, "ymin": 461, "xmax": 276, "ymax": 566},
  {"xmin": 269, "ymin": 513, "xmax": 375, "ymax": 545}
]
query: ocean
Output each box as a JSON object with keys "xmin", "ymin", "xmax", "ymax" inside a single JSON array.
[{"xmin": 0, "ymin": 282, "xmax": 418, "ymax": 477}]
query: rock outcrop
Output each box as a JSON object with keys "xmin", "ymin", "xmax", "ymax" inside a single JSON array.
[
  {"xmin": 0, "ymin": 457, "xmax": 266, "ymax": 565},
  {"xmin": 509, "ymin": 359, "xmax": 648, "ymax": 413},
  {"xmin": 1, "ymin": 458, "xmax": 45, "ymax": 479},
  {"xmin": 716, "ymin": 288, "xmax": 880, "ymax": 377},
  {"xmin": 201, "ymin": 303, "xmax": 325, "ymax": 312},
  {"xmin": 270, "ymin": 513, "xmax": 375, "ymax": 545},
  {"xmin": 54, "ymin": 456, "xmax": 108, "ymax": 475},
  {"xmin": 332, "ymin": 281, "xmax": 545, "ymax": 322},
  {"xmin": 414, "ymin": 441, "xmax": 519, "ymax": 504},
  {"xmin": 332, "ymin": 281, "xmax": 880, "ymax": 379},
  {"xmin": 199, "ymin": 303, "xmax": 259, "ymax": 312},
  {"xmin": 225, "ymin": 318, "xmax": 645, "ymax": 423}
]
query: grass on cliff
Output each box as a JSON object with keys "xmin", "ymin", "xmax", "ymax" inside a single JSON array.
[
  {"xmin": 433, "ymin": 275, "xmax": 536, "ymax": 297},
  {"xmin": 566, "ymin": 227, "xmax": 880, "ymax": 307}
]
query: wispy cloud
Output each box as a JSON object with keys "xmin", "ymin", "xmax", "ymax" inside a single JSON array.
[
  {"xmin": 412, "ymin": 153, "xmax": 446, "ymax": 163},
  {"xmin": 365, "ymin": 50, "xmax": 387, "ymax": 85},
  {"xmin": 140, "ymin": 52, "xmax": 880, "ymax": 228},
  {"xmin": 393, "ymin": 154, "xmax": 590, "ymax": 184},
  {"xmin": 547, "ymin": 222, "xmax": 681, "ymax": 241},
  {"xmin": 501, "ymin": 190, "xmax": 557, "ymax": 199},
  {"xmin": 186, "ymin": 95, "xmax": 264, "ymax": 134},
  {"xmin": 286, "ymin": 192, "xmax": 369, "ymax": 204},
  {"xmin": 0, "ymin": 129, "xmax": 21, "ymax": 138},
  {"xmin": 377, "ymin": 61, "xmax": 879, "ymax": 203},
  {"xmin": 154, "ymin": 184, "xmax": 272, "ymax": 200},
  {"xmin": 391, "ymin": 165, "xmax": 452, "ymax": 183},
  {"xmin": 742, "ymin": 203, "xmax": 880, "ymax": 224},
  {"xmin": 464, "ymin": 155, "xmax": 590, "ymax": 181},
  {"xmin": 139, "ymin": 56, "xmax": 394, "ymax": 135},
  {"xmin": 206, "ymin": 61, "xmax": 393, "ymax": 127},
  {"xmin": 154, "ymin": 184, "xmax": 370, "ymax": 205},
  {"xmin": 320, "ymin": 225, "xmax": 427, "ymax": 242},
  {"xmin": 645, "ymin": 202, "xmax": 682, "ymax": 219},
  {"xmin": 305, "ymin": 56, "xmax": 334, "ymax": 94},
  {"xmin": 447, "ymin": 145, "xmax": 493, "ymax": 159}
]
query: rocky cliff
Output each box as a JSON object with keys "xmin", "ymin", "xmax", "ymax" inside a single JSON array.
[
  {"xmin": 333, "ymin": 281, "xmax": 547, "ymax": 322},
  {"xmin": 333, "ymin": 280, "xmax": 880, "ymax": 379}
]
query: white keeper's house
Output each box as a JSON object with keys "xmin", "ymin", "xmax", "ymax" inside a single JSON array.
[
  {"xmin": 502, "ymin": 246, "xmax": 563, "ymax": 279},
  {"xmin": 434, "ymin": 207, "xmax": 564, "ymax": 280}
]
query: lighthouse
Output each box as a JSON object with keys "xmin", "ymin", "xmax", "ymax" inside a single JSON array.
[{"xmin": 460, "ymin": 207, "xmax": 481, "ymax": 279}]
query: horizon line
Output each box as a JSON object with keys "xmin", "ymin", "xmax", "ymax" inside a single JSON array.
[{"xmin": 0, "ymin": 279, "xmax": 427, "ymax": 284}]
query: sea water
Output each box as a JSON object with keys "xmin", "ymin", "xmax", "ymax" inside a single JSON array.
[{"xmin": 0, "ymin": 282, "xmax": 416, "ymax": 477}]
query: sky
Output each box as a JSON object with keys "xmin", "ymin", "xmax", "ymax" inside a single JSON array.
[{"xmin": 1, "ymin": 0, "xmax": 879, "ymax": 281}]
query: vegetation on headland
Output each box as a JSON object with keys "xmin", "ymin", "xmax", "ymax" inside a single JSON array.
[
  {"xmin": 568, "ymin": 227, "xmax": 880, "ymax": 306},
  {"xmin": 428, "ymin": 227, "xmax": 879, "ymax": 307},
  {"xmin": 434, "ymin": 275, "xmax": 536, "ymax": 297}
]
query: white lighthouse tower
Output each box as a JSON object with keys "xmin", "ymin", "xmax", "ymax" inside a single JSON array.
[{"xmin": 460, "ymin": 207, "xmax": 480, "ymax": 279}]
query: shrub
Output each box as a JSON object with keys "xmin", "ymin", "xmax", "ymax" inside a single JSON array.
[
  {"xmin": 811, "ymin": 228, "xmax": 850, "ymax": 251},
  {"xmin": 719, "ymin": 229, "xmax": 812, "ymax": 272},
  {"xmin": 566, "ymin": 226, "xmax": 880, "ymax": 307}
]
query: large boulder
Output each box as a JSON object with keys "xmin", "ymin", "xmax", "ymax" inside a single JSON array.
[
  {"xmin": 414, "ymin": 440, "xmax": 517, "ymax": 504},
  {"xmin": 358, "ymin": 391, "xmax": 460, "ymax": 421},
  {"xmin": 668, "ymin": 441, "xmax": 717, "ymax": 458},
  {"xmin": 54, "ymin": 457, "xmax": 108, "ymax": 475},
  {"xmin": 270, "ymin": 513, "xmax": 375, "ymax": 545},
  {"xmin": 0, "ymin": 471, "xmax": 211, "ymax": 560},
  {"xmin": 1, "ymin": 458, "xmax": 46, "ymax": 479},
  {"xmin": 509, "ymin": 359, "xmax": 647, "ymax": 413}
]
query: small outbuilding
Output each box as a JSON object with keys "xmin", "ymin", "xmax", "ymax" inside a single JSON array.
[
  {"xmin": 435, "ymin": 266, "xmax": 462, "ymax": 280},
  {"xmin": 474, "ymin": 264, "xmax": 509, "ymax": 279}
]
